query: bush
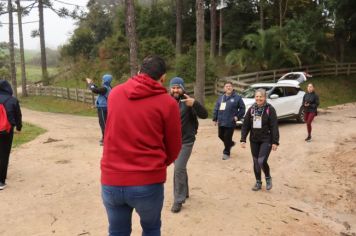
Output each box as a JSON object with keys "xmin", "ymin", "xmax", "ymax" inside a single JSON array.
[
  {"xmin": 139, "ymin": 36, "xmax": 175, "ymax": 65},
  {"xmin": 175, "ymin": 45, "xmax": 216, "ymax": 83}
]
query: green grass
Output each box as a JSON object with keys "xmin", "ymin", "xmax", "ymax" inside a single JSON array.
[
  {"xmin": 16, "ymin": 65, "xmax": 58, "ymax": 83},
  {"xmin": 300, "ymin": 75, "xmax": 356, "ymax": 108},
  {"xmin": 19, "ymin": 96, "xmax": 97, "ymax": 117},
  {"xmin": 12, "ymin": 122, "xmax": 46, "ymax": 148}
]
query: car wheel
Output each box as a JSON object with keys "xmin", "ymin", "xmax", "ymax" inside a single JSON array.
[{"xmin": 296, "ymin": 106, "xmax": 305, "ymax": 123}]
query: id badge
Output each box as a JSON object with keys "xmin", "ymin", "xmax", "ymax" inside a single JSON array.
[
  {"xmin": 219, "ymin": 102, "xmax": 226, "ymax": 110},
  {"xmin": 253, "ymin": 116, "xmax": 262, "ymax": 129}
]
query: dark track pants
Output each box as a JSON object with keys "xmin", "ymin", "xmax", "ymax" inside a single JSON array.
[
  {"xmin": 0, "ymin": 129, "xmax": 14, "ymax": 184},
  {"xmin": 250, "ymin": 141, "xmax": 272, "ymax": 181},
  {"xmin": 218, "ymin": 126, "xmax": 235, "ymax": 155},
  {"xmin": 97, "ymin": 107, "xmax": 108, "ymax": 140}
]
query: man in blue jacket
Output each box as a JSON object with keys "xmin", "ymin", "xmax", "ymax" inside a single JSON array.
[
  {"xmin": 86, "ymin": 74, "xmax": 112, "ymax": 146},
  {"xmin": 213, "ymin": 81, "xmax": 245, "ymax": 160},
  {"xmin": 0, "ymin": 80, "xmax": 22, "ymax": 190}
]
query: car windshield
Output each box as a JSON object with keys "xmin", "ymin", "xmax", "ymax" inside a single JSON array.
[{"xmin": 239, "ymin": 86, "xmax": 273, "ymax": 98}]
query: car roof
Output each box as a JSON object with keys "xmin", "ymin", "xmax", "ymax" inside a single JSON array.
[{"xmin": 250, "ymin": 82, "xmax": 299, "ymax": 88}]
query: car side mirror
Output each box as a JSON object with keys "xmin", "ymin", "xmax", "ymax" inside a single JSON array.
[{"xmin": 270, "ymin": 94, "xmax": 279, "ymax": 99}]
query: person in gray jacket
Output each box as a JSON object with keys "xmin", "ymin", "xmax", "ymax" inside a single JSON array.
[{"xmin": 169, "ymin": 77, "xmax": 208, "ymax": 213}]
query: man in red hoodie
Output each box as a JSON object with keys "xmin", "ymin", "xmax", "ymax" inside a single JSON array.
[{"xmin": 101, "ymin": 55, "xmax": 182, "ymax": 236}]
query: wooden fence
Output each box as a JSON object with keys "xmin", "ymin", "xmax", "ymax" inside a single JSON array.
[
  {"xmin": 215, "ymin": 62, "xmax": 356, "ymax": 94},
  {"xmin": 27, "ymin": 81, "xmax": 216, "ymax": 104}
]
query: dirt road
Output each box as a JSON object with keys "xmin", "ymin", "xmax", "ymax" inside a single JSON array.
[{"xmin": 1, "ymin": 104, "xmax": 355, "ymax": 236}]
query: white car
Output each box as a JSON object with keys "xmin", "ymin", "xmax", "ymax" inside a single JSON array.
[{"xmin": 237, "ymin": 72, "xmax": 309, "ymax": 125}]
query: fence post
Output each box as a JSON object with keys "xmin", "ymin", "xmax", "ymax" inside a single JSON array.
[
  {"xmin": 335, "ymin": 64, "xmax": 338, "ymax": 76},
  {"xmin": 256, "ymin": 72, "xmax": 259, "ymax": 82},
  {"xmin": 273, "ymin": 70, "xmax": 276, "ymax": 82},
  {"xmin": 347, "ymin": 63, "xmax": 351, "ymax": 75},
  {"xmin": 91, "ymin": 93, "xmax": 95, "ymax": 105},
  {"xmin": 66, "ymin": 88, "xmax": 70, "ymax": 99},
  {"xmin": 75, "ymin": 88, "xmax": 78, "ymax": 101}
]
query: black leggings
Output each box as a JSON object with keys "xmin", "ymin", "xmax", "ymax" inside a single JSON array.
[{"xmin": 250, "ymin": 141, "xmax": 272, "ymax": 181}]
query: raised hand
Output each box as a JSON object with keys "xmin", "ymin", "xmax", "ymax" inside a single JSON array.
[{"xmin": 181, "ymin": 94, "xmax": 195, "ymax": 107}]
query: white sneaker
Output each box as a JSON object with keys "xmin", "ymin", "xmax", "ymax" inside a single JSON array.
[{"xmin": 0, "ymin": 182, "xmax": 7, "ymax": 190}]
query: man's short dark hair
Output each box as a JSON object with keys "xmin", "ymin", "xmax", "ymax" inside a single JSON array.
[
  {"xmin": 140, "ymin": 55, "xmax": 166, "ymax": 81},
  {"xmin": 224, "ymin": 81, "xmax": 233, "ymax": 86}
]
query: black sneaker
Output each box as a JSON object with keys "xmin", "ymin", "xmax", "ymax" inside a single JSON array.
[
  {"xmin": 252, "ymin": 181, "xmax": 262, "ymax": 191},
  {"xmin": 0, "ymin": 182, "xmax": 7, "ymax": 190},
  {"xmin": 305, "ymin": 136, "xmax": 312, "ymax": 142},
  {"xmin": 171, "ymin": 203, "xmax": 182, "ymax": 213},
  {"xmin": 266, "ymin": 177, "xmax": 272, "ymax": 190}
]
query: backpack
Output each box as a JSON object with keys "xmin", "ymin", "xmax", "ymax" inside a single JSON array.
[{"xmin": 0, "ymin": 97, "xmax": 12, "ymax": 134}]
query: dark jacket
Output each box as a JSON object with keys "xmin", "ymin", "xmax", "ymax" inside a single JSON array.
[
  {"xmin": 213, "ymin": 91, "xmax": 245, "ymax": 128},
  {"xmin": 240, "ymin": 103, "xmax": 279, "ymax": 145},
  {"xmin": 101, "ymin": 73, "xmax": 182, "ymax": 186},
  {"xmin": 175, "ymin": 95, "xmax": 208, "ymax": 144},
  {"xmin": 303, "ymin": 92, "xmax": 319, "ymax": 114},
  {"xmin": 0, "ymin": 80, "xmax": 22, "ymax": 131}
]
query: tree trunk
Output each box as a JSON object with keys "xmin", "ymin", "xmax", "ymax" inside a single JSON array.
[
  {"xmin": 38, "ymin": 0, "xmax": 49, "ymax": 85},
  {"xmin": 218, "ymin": 8, "xmax": 223, "ymax": 56},
  {"xmin": 8, "ymin": 0, "xmax": 17, "ymax": 97},
  {"xmin": 125, "ymin": 0, "xmax": 138, "ymax": 76},
  {"xmin": 194, "ymin": 0, "xmax": 205, "ymax": 105},
  {"xmin": 210, "ymin": 0, "xmax": 217, "ymax": 58},
  {"xmin": 175, "ymin": 0, "xmax": 182, "ymax": 57},
  {"xmin": 16, "ymin": 0, "xmax": 27, "ymax": 97},
  {"xmin": 259, "ymin": 0, "xmax": 264, "ymax": 30}
]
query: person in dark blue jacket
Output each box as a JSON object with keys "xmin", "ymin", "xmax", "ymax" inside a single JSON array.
[
  {"xmin": 213, "ymin": 81, "xmax": 245, "ymax": 160},
  {"xmin": 86, "ymin": 74, "xmax": 112, "ymax": 146},
  {"xmin": 0, "ymin": 80, "xmax": 22, "ymax": 190}
]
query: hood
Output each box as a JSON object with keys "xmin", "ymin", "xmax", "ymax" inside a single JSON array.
[
  {"xmin": 124, "ymin": 73, "xmax": 167, "ymax": 100},
  {"xmin": 0, "ymin": 80, "xmax": 13, "ymax": 96},
  {"xmin": 102, "ymin": 74, "xmax": 112, "ymax": 86}
]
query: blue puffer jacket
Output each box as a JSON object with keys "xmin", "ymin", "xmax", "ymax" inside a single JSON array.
[
  {"xmin": 95, "ymin": 74, "xmax": 112, "ymax": 108},
  {"xmin": 213, "ymin": 91, "xmax": 246, "ymax": 128}
]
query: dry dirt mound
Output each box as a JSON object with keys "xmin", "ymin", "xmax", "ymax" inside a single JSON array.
[{"xmin": 1, "ymin": 104, "xmax": 355, "ymax": 236}]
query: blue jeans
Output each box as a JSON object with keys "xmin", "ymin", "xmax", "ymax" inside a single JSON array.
[{"xmin": 102, "ymin": 183, "xmax": 164, "ymax": 236}]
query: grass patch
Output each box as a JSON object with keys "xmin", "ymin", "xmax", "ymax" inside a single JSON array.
[
  {"xmin": 12, "ymin": 122, "xmax": 46, "ymax": 148},
  {"xmin": 19, "ymin": 96, "xmax": 97, "ymax": 117},
  {"xmin": 300, "ymin": 75, "xmax": 356, "ymax": 108},
  {"xmin": 17, "ymin": 65, "xmax": 58, "ymax": 83}
]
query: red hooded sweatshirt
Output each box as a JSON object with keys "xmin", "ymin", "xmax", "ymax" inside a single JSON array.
[{"xmin": 101, "ymin": 73, "xmax": 182, "ymax": 186}]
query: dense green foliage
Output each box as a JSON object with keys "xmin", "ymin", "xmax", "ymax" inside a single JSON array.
[{"xmin": 54, "ymin": 0, "xmax": 356, "ymax": 84}]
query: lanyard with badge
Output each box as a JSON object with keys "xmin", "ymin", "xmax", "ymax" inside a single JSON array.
[
  {"xmin": 219, "ymin": 95, "xmax": 226, "ymax": 110},
  {"xmin": 252, "ymin": 106, "xmax": 264, "ymax": 129}
]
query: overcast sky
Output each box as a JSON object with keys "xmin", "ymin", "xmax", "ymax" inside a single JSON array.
[{"xmin": 0, "ymin": 0, "xmax": 89, "ymax": 51}]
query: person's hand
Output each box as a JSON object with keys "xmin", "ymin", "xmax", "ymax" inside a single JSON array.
[
  {"xmin": 86, "ymin": 78, "xmax": 93, "ymax": 84},
  {"xmin": 304, "ymin": 102, "xmax": 310, "ymax": 107},
  {"xmin": 14, "ymin": 129, "xmax": 21, "ymax": 134},
  {"xmin": 234, "ymin": 116, "xmax": 238, "ymax": 121},
  {"xmin": 213, "ymin": 121, "xmax": 217, "ymax": 126},
  {"xmin": 181, "ymin": 94, "xmax": 195, "ymax": 107},
  {"xmin": 272, "ymin": 144, "xmax": 278, "ymax": 151},
  {"xmin": 240, "ymin": 142, "xmax": 246, "ymax": 148}
]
